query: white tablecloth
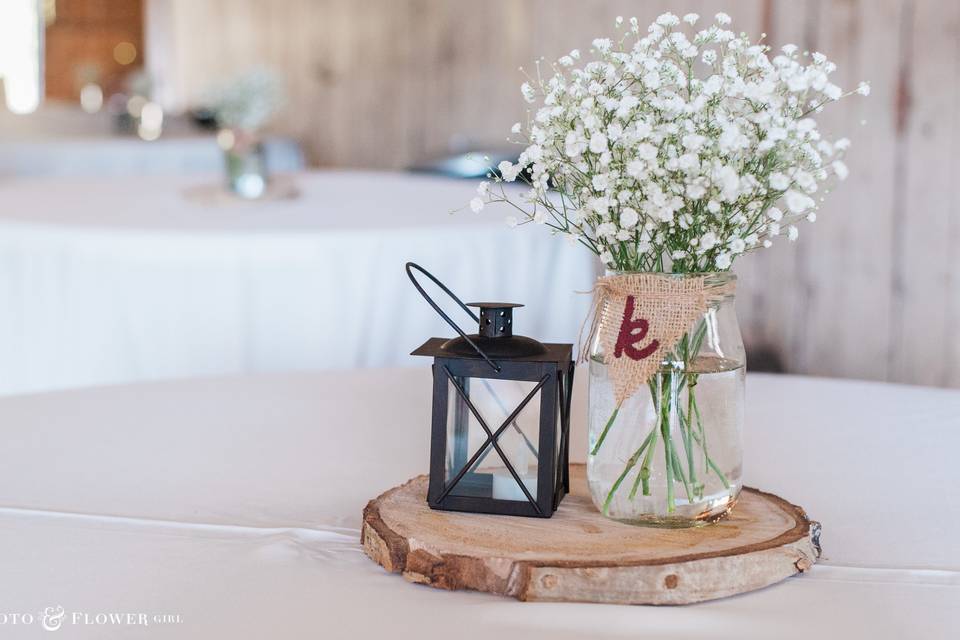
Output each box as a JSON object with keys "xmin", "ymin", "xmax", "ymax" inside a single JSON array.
[
  {"xmin": 0, "ymin": 171, "xmax": 596, "ymax": 395},
  {"xmin": 0, "ymin": 370, "xmax": 955, "ymax": 638}
]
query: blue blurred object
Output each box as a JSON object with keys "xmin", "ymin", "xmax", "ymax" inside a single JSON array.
[{"xmin": 408, "ymin": 150, "xmax": 520, "ymax": 179}]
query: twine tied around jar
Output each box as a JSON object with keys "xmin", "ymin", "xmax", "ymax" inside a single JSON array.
[{"xmin": 580, "ymin": 273, "xmax": 736, "ymax": 404}]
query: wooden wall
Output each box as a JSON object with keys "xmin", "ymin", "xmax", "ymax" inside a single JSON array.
[
  {"xmin": 146, "ymin": 0, "xmax": 960, "ymax": 388},
  {"xmin": 45, "ymin": 0, "xmax": 144, "ymax": 100}
]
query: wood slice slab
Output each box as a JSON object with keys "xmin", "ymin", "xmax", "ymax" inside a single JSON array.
[{"xmin": 362, "ymin": 464, "xmax": 821, "ymax": 605}]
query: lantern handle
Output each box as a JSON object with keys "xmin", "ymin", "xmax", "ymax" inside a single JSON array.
[{"xmin": 405, "ymin": 262, "xmax": 500, "ymax": 372}]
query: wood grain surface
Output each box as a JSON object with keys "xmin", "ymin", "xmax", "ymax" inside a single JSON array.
[{"xmin": 362, "ymin": 464, "xmax": 820, "ymax": 605}]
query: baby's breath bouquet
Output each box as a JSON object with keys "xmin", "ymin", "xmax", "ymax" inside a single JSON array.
[
  {"xmin": 210, "ymin": 67, "xmax": 285, "ymax": 134},
  {"xmin": 471, "ymin": 12, "xmax": 867, "ymax": 525},
  {"xmin": 473, "ymin": 11, "xmax": 868, "ymax": 271}
]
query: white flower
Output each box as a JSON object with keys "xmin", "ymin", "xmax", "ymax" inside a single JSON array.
[
  {"xmin": 677, "ymin": 153, "xmax": 700, "ymax": 171},
  {"xmin": 656, "ymin": 13, "xmax": 680, "ymax": 27},
  {"xmin": 715, "ymin": 12, "xmax": 732, "ymax": 25},
  {"xmin": 569, "ymin": 48, "xmax": 581, "ymax": 60},
  {"xmin": 589, "ymin": 132, "xmax": 609, "ymax": 154},
  {"xmin": 856, "ymin": 81, "xmax": 871, "ymax": 96},
  {"xmin": 729, "ymin": 237, "xmax": 746, "ymax": 254},
  {"xmin": 832, "ymin": 160, "xmax": 849, "ymax": 180},
  {"xmin": 788, "ymin": 74, "xmax": 809, "ymax": 92},
  {"xmin": 505, "ymin": 216, "xmax": 518, "ymax": 227},
  {"xmin": 686, "ymin": 183, "xmax": 706, "ymax": 199},
  {"xmin": 469, "ymin": 197, "xmax": 484, "ymax": 213},
  {"xmin": 785, "ymin": 190, "xmax": 814, "ymax": 213},
  {"xmin": 498, "ymin": 160, "xmax": 522, "ymax": 182},
  {"xmin": 592, "ymin": 174, "xmax": 609, "ymax": 191},
  {"xmin": 699, "ymin": 231, "xmax": 718, "ymax": 251},
  {"xmin": 787, "ymin": 225, "xmax": 799, "ymax": 241},
  {"xmin": 683, "ymin": 13, "xmax": 699, "ymax": 25},
  {"xmin": 520, "ymin": 82, "xmax": 536, "ymax": 103},
  {"xmin": 643, "ymin": 70, "xmax": 661, "ymax": 90},
  {"xmin": 600, "ymin": 250, "xmax": 614, "ymax": 264},
  {"xmin": 715, "ymin": 252, "xmax": 732, "ymax": 269},
  {"xmin": 769, "ymin": 172, "xmax": 790, "ymax": 190},
  {"xmin": 592, "ymin": 38, "xmax": 612, "ymax": 52},
  {"xmin": 589, "ymin": 196, "xmax": 611, "ymax": 215},
  {"xmin": 620, "ymin": 207, "xmax": 640, "ymax": 228},
  {"xmin": 477, "ymin": 181, "xmax": 490, "ymax": 196},
  {"xmin": 626, "ymin": 159, "xmax": 646, "ymax": 178},
  {"xmin": 681, "ymin": 134, "xmax": 706, "ymax": 151},
  {"xmin": 835, "ymin": 137, "xmax": 851, "ymax": 151},
  {"xmin": 510, "ymin": 122, "xmax": 522, "ymax": 134},
  {"xmin": 767, "ymin": 206, "xmax": 783, "ymax": 221},
  {"xmin": 559, "ymin": 55, "xmax": 574, "ymax": 67},
  {"xmin": 823, "ymin": 83, "xmax": 842, "ymax": 100},
  {"xmin": 707, "ymin": 200, "xmax": 721, "ymax": 214},
  {"xmin": 637, "ymin": 142, "xmax": 658, "ymax": 160},
  {"xmin": 713, "ymin": 165, "xmax": 740, "ymax": 201}
]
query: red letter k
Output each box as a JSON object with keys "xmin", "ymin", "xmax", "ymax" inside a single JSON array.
[{"xmin": 614, "ymin": 295, "xmax": 660, "ymax": 361}]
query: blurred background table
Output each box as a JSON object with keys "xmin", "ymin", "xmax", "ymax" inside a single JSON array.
[
  {"xmin": 0, "ymin": 369, "xmax": 955, "ymax": 639},
  {"xmin": 0, "ymin": 106, "xmax": 304, "ymax": 177},
  {"xmin": 0, "ymin": 171, "xmax": 595, "ymax": 395}
]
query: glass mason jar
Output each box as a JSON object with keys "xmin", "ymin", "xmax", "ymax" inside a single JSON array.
[
  {"xmin": 221, "ymin": 130, "xmax": 269, "ymax": 199},
  {"xmin": 587, "ymin": 272, "xmax": 744, "ymax": 527}
]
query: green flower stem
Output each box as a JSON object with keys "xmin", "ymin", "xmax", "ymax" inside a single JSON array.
[
  {"xmin": 688, "ymin": 426, "xmax": 730, "ymax": 489},
  {"xmin": 638, "ymin": 422, "xmax": 658, "ymax": 497},
  {"xmin": 659, "ymin": 375, "xmax": 675, "ymax": 512},
  {"xmin": 602, "ymin": 428, "xmax": 656, "ymax": 516},
  {"xmin": 591, "ymin": 401, "xmax": 622, "ymax": 456},
  {"xmin": 684, "ymin": 375, "xmax": 698, "ymax": 490},
  {"xmin": 690, "ymin": 392, "xmax": 713, "ymax": 482}
]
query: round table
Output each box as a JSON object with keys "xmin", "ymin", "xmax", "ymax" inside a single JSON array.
[
  {"xmin": 0, "ymin": 171, "xmax": 595, "ymax": 395},
  {"xmin": 0, "ymin": 106, "xmax": 304, "ymax": 178},
  {"xmin": 0, "ymin": 369, "xmax": 955, "ymax": 638}
]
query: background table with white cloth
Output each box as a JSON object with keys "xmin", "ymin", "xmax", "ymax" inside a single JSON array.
[
  {"xmin": 0, "ymin": 369, "xmax": 955, "ymax": 638},
  {"xmin": 0, "ymin": 171, "xmax": 596, "ymax": 395},
  {"xmin": 0, "ymin": 106, "xmax": 305, "ymax": 177},
  {"xmin": 0, "ymin": 134, "xmax": 304, "ymax": 178}
]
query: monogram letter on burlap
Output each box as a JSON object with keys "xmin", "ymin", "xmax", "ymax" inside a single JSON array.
[{"xmin": 582, "ymin": 273, "xmax": 734, "ymax": 403}]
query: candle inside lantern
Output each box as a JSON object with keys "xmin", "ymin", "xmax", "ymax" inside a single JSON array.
[
  {"xmin": 492, "ymin": 471, "xmax": 538, "ymax": 501},
  {"xmin": 490, "ymin": 444, "xmax": 537, "ymax": 501}
]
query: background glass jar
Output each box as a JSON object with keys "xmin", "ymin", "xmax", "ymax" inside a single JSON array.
[
  {"xmin": 220, "ymin": 129, "xmax": 269, "ymax": 199},
  {"xmin": 587, "ymin": 272, "xmax": 744, "ymax": 527}
]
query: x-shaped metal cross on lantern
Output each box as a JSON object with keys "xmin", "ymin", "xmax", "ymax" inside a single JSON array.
[{"xmin": 436, "ymin": 366, "xmax": 549, "ymax": 515}]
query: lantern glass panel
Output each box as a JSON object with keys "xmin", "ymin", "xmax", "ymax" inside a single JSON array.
[{"xmin": 444, "ymin": 376, "xmax": 541, "ymax": 502}]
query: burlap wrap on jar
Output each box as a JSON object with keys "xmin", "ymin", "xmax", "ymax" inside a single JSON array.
[{"xmin": 581, "ymin": 273, "xmax": 736, "ymax": 404}]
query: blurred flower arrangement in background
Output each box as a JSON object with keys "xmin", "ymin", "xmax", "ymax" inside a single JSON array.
[
  {"xmin": 209, "ymin": 66, "xmax": 285, "ymax": 134},
  {"xmin": 208, "ymin": 67, "xmax": 286, "ymax": 199}
]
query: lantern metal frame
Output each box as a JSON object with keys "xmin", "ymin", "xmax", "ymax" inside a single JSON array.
[{"xmin": 407, "ymin": 263, "xmax": 575, "ymax": 518}]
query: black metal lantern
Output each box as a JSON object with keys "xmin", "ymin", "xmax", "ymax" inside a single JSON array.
[{"xmin": 406, "ymin": 263, "xmax": 574, "ymax": 518}]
